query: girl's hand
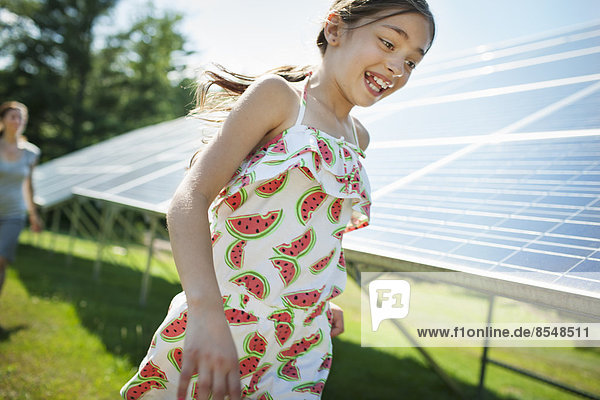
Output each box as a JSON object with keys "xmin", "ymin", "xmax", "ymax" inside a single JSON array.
[
  {"xmin": 329, "ymin": 302, "xmax": 345, "ymax": 337},
  {"xmin": 29, "ymin": 211, "xmax": 43, "ymax": 233},
  {"xmin": 177, "ymin": 308, "xmax": 241, "ymax": 400}
]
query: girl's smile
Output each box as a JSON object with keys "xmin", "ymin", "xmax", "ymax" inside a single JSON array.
[
  {"xmin": 364, "ymin": 70, "xmax": 395, "ymax": 97},
  {"xmin": 357, "ymin": 11, "xmax": 431, "ymax": 101}
]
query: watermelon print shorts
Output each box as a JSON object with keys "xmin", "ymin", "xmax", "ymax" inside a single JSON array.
[{"xmin": 120, "ymin": 291, "xmax": 335, "ymax": 399}]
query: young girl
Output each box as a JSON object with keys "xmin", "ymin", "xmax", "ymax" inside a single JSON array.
[{"xmin": 121, "ymin": 1, "xmax": 434, "ymax": 399}]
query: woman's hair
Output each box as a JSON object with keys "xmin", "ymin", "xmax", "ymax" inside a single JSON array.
[
  {"xmin": 0, "ymin": 101, "xmax": 29, "ymax": 138},
  {"xmin": 191, "ymin": 0, "xmax": 435, "ymax": 122}
]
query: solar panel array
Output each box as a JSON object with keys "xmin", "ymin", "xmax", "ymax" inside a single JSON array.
[
  {"xmin": 33, "ymin": 21, "xmax": 600, "ymax": 296},
  {"xmin": 347, "ymin": 21, "xmax": 600, "ymax": 296},
  {"xmin": 34, "ymin": 117, "xmax": 206, "ymax": 214}
]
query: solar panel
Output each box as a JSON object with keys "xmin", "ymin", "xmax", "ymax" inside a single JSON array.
[
  {"xmin": 33, "ymin": 117, "xmax": 206, "ymax": 208},
  {"xmin": 348, "ymin": 22, "xmax": 600, "ymax": 297}
]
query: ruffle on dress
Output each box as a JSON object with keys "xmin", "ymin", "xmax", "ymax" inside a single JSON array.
[{"xmin": 210, "ymin": 125, "xmax": 371, "ymax": 231}]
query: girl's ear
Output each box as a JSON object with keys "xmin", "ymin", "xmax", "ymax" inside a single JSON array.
[{"xmin": 324, "ymin": 12, "xmax": 344, "ymax": 46}]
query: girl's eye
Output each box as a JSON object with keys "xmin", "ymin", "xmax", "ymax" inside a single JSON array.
[
  {"xmin": 380, "ymin": 38, "xmax": 394, "ymax": 50},
  {"xmin": 405, "ymin": 60, "xmax": 417, "ymax": 70}
]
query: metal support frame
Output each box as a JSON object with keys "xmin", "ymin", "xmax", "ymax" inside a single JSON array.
[
  {"xmin": 80, "ymin": 199, "xmax": 102, "ymax": 238},
  {"xmin": 486, "ymin": 358, "xmax": 600, "ymax": 400},
  {"xmin": 477, "ymin": 295, "xmax": 495, "ymax": 399},
  {"xmin": 119, "ymin": 209, "xmax": 136, "ymax": 245},
  {"xmin": 345, "ymin": 248, "xmax": 600, "ymax": 400},
  {"xmin": 34, "ymin": 208, "xmax": 47, "ymax": 247},
  {"xmin": 66, "ymin": 197, "xmax": 82, "ymax": 266},
  {"xmin": 477, "ymin": 295, "xmax": 600, "ymax": 400},
  {"xmin": 93, "ymin": 204, "xmax": 117, "ymax": 280},
  {"xmin": 347, "ymin": 261, "xmax": 466, "ymax": 399},
  {"xmin": 48, "ymin": 207, "xmax": 61, "ymax": 251},
  {"xmin": 139, "ymin": 215, "xmax": 158, "ymax": 306},
  {"xmin": 66, "ymin": 193, "xmax": 168, "ymax": 305}
]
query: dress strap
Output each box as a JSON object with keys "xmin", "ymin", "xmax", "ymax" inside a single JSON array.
[
  {"xmin": 294, "ymin": 73, "xmax": 311, "ymax": 126},
  {"xmin": 349, "ymin": 116, "xmax": 359, "ymax": 147}
]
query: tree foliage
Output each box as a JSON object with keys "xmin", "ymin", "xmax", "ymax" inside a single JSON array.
[{"xmin": 0, "ymin": 0, "xmax": 194, "ymax": 160}]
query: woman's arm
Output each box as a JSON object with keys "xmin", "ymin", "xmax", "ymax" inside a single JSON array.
[
  {"xmin": 169, "ymin": 75, "xmax": 298, "ymax": 400},
  {"xmin": 23, "ymin": 162, "xmax": 42, "ymax": 232}
]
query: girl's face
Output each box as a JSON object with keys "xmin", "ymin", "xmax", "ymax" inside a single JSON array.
[
  {"xmin": 327, "ymin": 10, "xmax": 433, "ymax": 107},
  {"xmin": 2, "ymin": 109, "xmax": 24, "ymax": 135}
]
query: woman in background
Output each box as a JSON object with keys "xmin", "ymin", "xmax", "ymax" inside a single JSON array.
[{"xmin": 0, "ymin": 101, "xmax": 42, "ymax": 298}]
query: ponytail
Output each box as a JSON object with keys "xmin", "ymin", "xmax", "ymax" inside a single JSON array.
[{"xmin": 190, "ymin": 64, "xmax": 313, "ymax": 124}]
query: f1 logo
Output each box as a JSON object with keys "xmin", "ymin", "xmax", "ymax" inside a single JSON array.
[{"xmin": 368, "ymin": 280, "xmax": 411, "ymax": 331}]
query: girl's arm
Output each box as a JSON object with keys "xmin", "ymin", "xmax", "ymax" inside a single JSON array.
[
  {"xmin": 24, "ymin": 162, "xmax": 42, "ymax": 232},
  {"xmin": 169, "ymin": 75, "xmax": 298, "ymax": 400},
  {"xmin": 329, "ymin": 302, "xmax": 345, "ymax": 337}
]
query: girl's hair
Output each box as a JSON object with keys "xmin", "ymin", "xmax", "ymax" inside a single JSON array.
[
  {"xmin": 190, "ymin": 65, "xmax": 314, "ymax": 124},
  {"xmin": 191, "ymin": 0, "xmax": 435, "ymax": 122},
  {"xmin": 317, "ymin": 0, "xmax": 435, "ymax": 56},
  {"xmin": 0, "ymin": 101, "xmax": 29, "ymax": 138}
]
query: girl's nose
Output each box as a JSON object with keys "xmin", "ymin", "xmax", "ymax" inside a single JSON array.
[{"xmin": 387, "ymin": 58, "xmax": 405, "ymax": 78}]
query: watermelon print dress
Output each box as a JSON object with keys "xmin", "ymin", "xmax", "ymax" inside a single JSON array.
[{"xmin": 121, "ymin": 76, "xmax": 371, "ymax": 400}]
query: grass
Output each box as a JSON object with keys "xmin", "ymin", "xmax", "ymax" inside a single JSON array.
[{"xmin": 0, "ymin": 230, "xmax": 598, "ymax": 399}]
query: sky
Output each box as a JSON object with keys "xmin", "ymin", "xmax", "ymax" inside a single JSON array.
[{"xmin": 106, "ymin": 0, "xmax": 600, "ymax": 76}]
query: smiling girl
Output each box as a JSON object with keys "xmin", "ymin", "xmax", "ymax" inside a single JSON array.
[{"xmin": 122, "ymin": 1, "xmax": 434, "ymax": 399}]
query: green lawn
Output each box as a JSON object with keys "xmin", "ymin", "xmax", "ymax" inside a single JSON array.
[{"xmin": 0, "ymin": 230, "xmax": 598, "ymax": 399}]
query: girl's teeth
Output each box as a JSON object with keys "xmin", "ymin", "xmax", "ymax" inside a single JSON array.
[
  {"xmin": 365, "ymin": 72, "xmax": 389, "ymax": 90},
  {"xmin": 368, "ymin": 81, "xmax": 380, "ymax": 92},
  {"xmin": 374, "ymin": 76, "xmax": 385, "ymax": 87}
]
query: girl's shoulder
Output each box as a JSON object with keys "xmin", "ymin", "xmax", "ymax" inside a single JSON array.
[
  {"xmin": 246, "ymin": 74, "xmax": 301, "ymax": 111},
  {"xmin": 239, "ymin": 74, "xmax": 304, "ymax": 142}
]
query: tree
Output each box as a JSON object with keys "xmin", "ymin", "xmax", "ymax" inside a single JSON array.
[
  {"xmin": 0, "ymin": 0, "xmax": 117, "ymax": 157},
  {"xmin": 87, "ymin": 9, "xmax": 194, "ymax": 143},
  {"xmin": 0, "ymin": 0, "xmax": 194, "ymax": 160}
]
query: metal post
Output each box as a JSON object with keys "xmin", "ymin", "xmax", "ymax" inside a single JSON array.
[
  {"xmin": 357, "ymin": 268, "xmax": 466, "ymax": 399},
  {"xmin": 487, "ymin": 358, "xmax": 600, "ymax": 400},
  {"xmin": 66, "ymin": 198, "xmax": 82, "ymax": 266},
  {"xmin": 49, "ymin": 207, "xmax": 61, "ymax": 252},
  {"xmin": 117, "ymin": 210, "xmax": 137, "ymax": 266},
  {"xmin": 477, "ymin": 295, "xmax": 495, "ymax": 399},
  {"xmin": 35, "ymin": 207, "xmax": 47, "ymax": 247},
  {"xmin": 139, "ymin": 215, "xmax": 158, "ymax": 306},
  {"xmin": 93, "ymin": 205, "xmax": 117, "ymax": 280},
  {"xmin": 122, "ymin": 210, "xmax": 134, "ymax": 244},
  {"xmin": 80, "ymin": 200, "xmax": 102, "ymax": 237}
]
